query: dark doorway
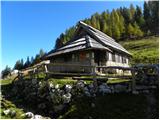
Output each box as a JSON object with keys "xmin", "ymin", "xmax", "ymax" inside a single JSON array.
[{"xmin": 94, "ymin": 50, "xmax": 106, "ymax": 71}]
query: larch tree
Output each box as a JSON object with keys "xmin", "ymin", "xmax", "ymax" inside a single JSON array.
[
  {"xmin": 127, "ymin": 23, "xmax": 134, "ymax": 38},
  {"xmin": 133, "ymin": 22, "xmax": 144, "ymax": 37}
]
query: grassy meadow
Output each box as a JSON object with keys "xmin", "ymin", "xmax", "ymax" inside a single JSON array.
[{"xmin": 120, "ymin": 36, "xmax": 159, "ymax": 65}]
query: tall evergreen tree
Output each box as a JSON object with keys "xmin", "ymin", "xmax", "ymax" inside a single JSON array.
[
  {"xmin": 1, "ymin": 66, "xmax": 11, "ymax": 79},
  {"xmin": 144, "ymin": 1, "xmax": 151, "ymax": 34},
  {"xmin": 148, "ymin": 1, "xmax": 159, "ymax": 34},
  {"xmin": 127, "ymin": 23, "xmax": 134, "ymax": 38},
  {"xmin": 110, "ymin": 10, "xmax": 121, "ymax": 40},
  {"xmin": 94, "ymin": 13, "xmax": 101, "ymax": 30},
  {"xmin": 14, "ymin": 60, "xmax": 23, "ymax": 70},
  {"xmin": 91, "ymin": 15, "xmax": 97, "ymax": 28},
  {"xmin": 24, "ymin": 56, "xmax": 31, "ymax": 68},
  {"xmin": 55, "ymin": 38, "xmax": 63, "ymax": 49},
  {"xmin": 130, "ymin": 4, "xmax": 136, "ymax": 23},
  {"xmin": 39, "ymin": 49, "xmax": 45, "ymax": 58},
  {"xmin": 120, "ymin": 7, "xmax": 131, "ymax": 25},
  {"xmin": 117, "ymin": 10, "xmax": 125, "ymax": 39},
  {"xmin": 30, "ymin": 56, "xmax": 34, "ymax": 66},
  {"xmin": 134, "ymin": 6, "xmax": 145, "ymax": 30},
  {"xmin": 133, "ymin": 22, "xmax": 144, "ymax": 37}
]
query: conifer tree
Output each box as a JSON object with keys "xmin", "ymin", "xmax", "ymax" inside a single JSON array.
[
  {"xmin": 127, "ymin": 23, "xmax": 134, "ymax": 38},
  {"xmin": 133, "ymin": 22, "xmax": 144, "ymax": 37},
  {"xmin": 134, "ymin": 6, "xmax": 145, "ymax": 30},
  {"xmin": 91, "ymin": 15, "xmax": 97, "ymax": 28},
  {"xmin": 130, "ymin": 4, "xmax": 136, "ymax": 23},
  {"xmin": 1, "ymin": 66, "xmax": 11, "ymax": 79},
  {"xmin": 144, "ymin": 1, "xmax": 151, "ymax": 34}
]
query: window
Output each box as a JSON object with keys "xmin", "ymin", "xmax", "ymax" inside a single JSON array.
[
  {"xmin": 122, "ymin": 56, "xmax": 127, "ymax": 63},
  {"xmin": 80, "ymin": 52, "xmax": 86, "ymax": 60},
  {"xmin": 112, "ymin": 53, "xmax": 116, "ymax": 62},
  {"xmin": 119, "ymin": 56, "xmax": 122, "ymax": 63},
  {"xmin": 106, "ymin": 52, "xmax": 109, "ymax": 61},
  {"xmin": 64, "ymin": 54, "xmax": 72, "ymax": 62},
  {"xmin": 109, "ymin": 53, "xmax": 112, "ymax": 61},
  {"xmin": 117, "ymin": 54, "xmax": 120, "ymax": 63},
  {"xmin": 75, "ymin": 54, "xmax": 79, "ymax": 62}
]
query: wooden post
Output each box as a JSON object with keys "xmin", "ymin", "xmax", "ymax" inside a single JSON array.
[
  {"xmin": 44, "ymin": 64, "xmax": 49, "ymax": 80},
  {"xmin": 44, "ymin": 64, "xmax": 48, "ymax": 73},
  {"xmin": 92, "ymin": 65, "xmax": 98, "ymax": 92},
  {"xmin": 131, "ymin": 68, "xmax": 136, "ymax": 93}
]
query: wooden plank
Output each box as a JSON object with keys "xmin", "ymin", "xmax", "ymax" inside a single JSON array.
[
  {"xmin": 47, "ymin": 63, "xmax": 95, "ymax": 68},
  {"xmin": 131, "ymin": 69, "xmax": 136, "ymax": 93},
  {"xmin": 96, "ymin": 66, "xmax": 133, "ymax": 70},
  {"xmin": 46, "ymin": 72, "xmax": 93, "ymax": 76},
  {"xmin": 72, "ymin": 77, "xmax": 108, "ymax": 81}
]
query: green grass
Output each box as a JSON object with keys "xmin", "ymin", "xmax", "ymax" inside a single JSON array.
[
  {"xmin": 48, "ymin": 77, "xmax": 130, "ymax": 86},
  {"xmin": 0, "ymin": 79, "xmax": 13, "ymax": 85},
  {"xmin": 59, "ymin": 94, "xmax": 148, "ymax": 119},
  {"xmin": 1, "ymin": 97, "xmax": 25, "ymax": 119},
  {"xmin": 120, "ymin": 36, "xmax": 159, "ymax": 65},
  {"xmin": 107, "ymin": 79, "xmax": 130, "ymax": 84}
]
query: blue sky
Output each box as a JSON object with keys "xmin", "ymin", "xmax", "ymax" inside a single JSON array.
[{"xmin": 1, "ymin": 1, "xmax": 144, "ymax": 70}]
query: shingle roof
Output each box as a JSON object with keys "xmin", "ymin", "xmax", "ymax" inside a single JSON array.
[
  {"xmin": 46, "ymin": 21, "xmax": 131, "ymax": 58},
  {"xmin": 78, "ymin": 21, "xmax": 131, "ymax": 55}
]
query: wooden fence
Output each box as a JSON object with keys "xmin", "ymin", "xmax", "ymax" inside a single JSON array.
[{"xmin": 18, "ymin": 63, "xmax": 136, "ymax": 92}]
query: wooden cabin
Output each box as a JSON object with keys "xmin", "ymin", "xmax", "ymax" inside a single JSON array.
[{"xmin": 46, "ymin": 21, "xmax": 132, "ymax": 74}]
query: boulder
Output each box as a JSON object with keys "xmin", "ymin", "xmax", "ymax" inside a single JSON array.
[
  {"xmin": 114, "ymin": 84, "xmax": 127, "ymax": 93},
  {"xmin": 83, "ymin": 86, "xmax": 89, "ymax": 91},
  {"xmin": 38, "ymin": 82, "xmax": 42, "ymax": 86},
  {"xmin": 65, "ymin": 85, "xmax": 72, "ymax": 93},
  {"xmin": 55, "ymin": 84, "xmax": 59, "ymax": 89},
  {"xmin": 98, "ymin": 83, "xmax": 111, "ymax": 94},
  {"xmin": 88, "ymin": 83, "xmax": 94, "ymax": 89},
  {"xmin": 76, "ymin": 81, "xmax": 85, "ymax": 88},
  {"xmin": 25, "ymin": 112, "xmax": 34, "ymax": 118},
  {"xmin": 34, "ymin": 115, "xmax": 43, "ymax": 119},
  {"xmin": 62, "ymin": 93, "xmax": 72, "ymax": 103},
  {"xmin": 84, "ymin": 91, "xmax": 91, "ymax": 97},
  {"xmin": 10, "ymin": 110, "xmax": 16, "ymax": 117},
  {"xmin": 99, "ymin": 83, "xmax": 110, "ymax": 90},
  {"xmin": 3, "ymin": 109, "xmax": 11, "ymax": 116},
  {"xmin": 49, "ymin": 83, "xmax": 54, "ymax": 89},
  {"xmin": 32, "ymin": 79, "xmax": 37, "ymax": 85},
  {"xmin": 99, "ymin": 88, "xmax": 111, "ymax": 94}
]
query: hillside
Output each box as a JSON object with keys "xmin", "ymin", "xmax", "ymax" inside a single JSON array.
[{"xmin": 120, "ymin": 36, "xmax": 159, "ymax": 65}]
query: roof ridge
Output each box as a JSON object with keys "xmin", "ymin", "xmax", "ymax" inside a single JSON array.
[{"xmin": 79, "ymin": 21, "xmax": 115, "ymax": 41}]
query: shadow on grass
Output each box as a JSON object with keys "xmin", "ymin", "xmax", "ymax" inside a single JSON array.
[{"xmin": 61, "ymin": 93, "xmax": 159, "ymax": 119}]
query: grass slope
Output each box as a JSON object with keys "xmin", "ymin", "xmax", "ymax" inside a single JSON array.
[{"xmin": 120, "ymin": 36, "xmax": 159, "ymax": 65}]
